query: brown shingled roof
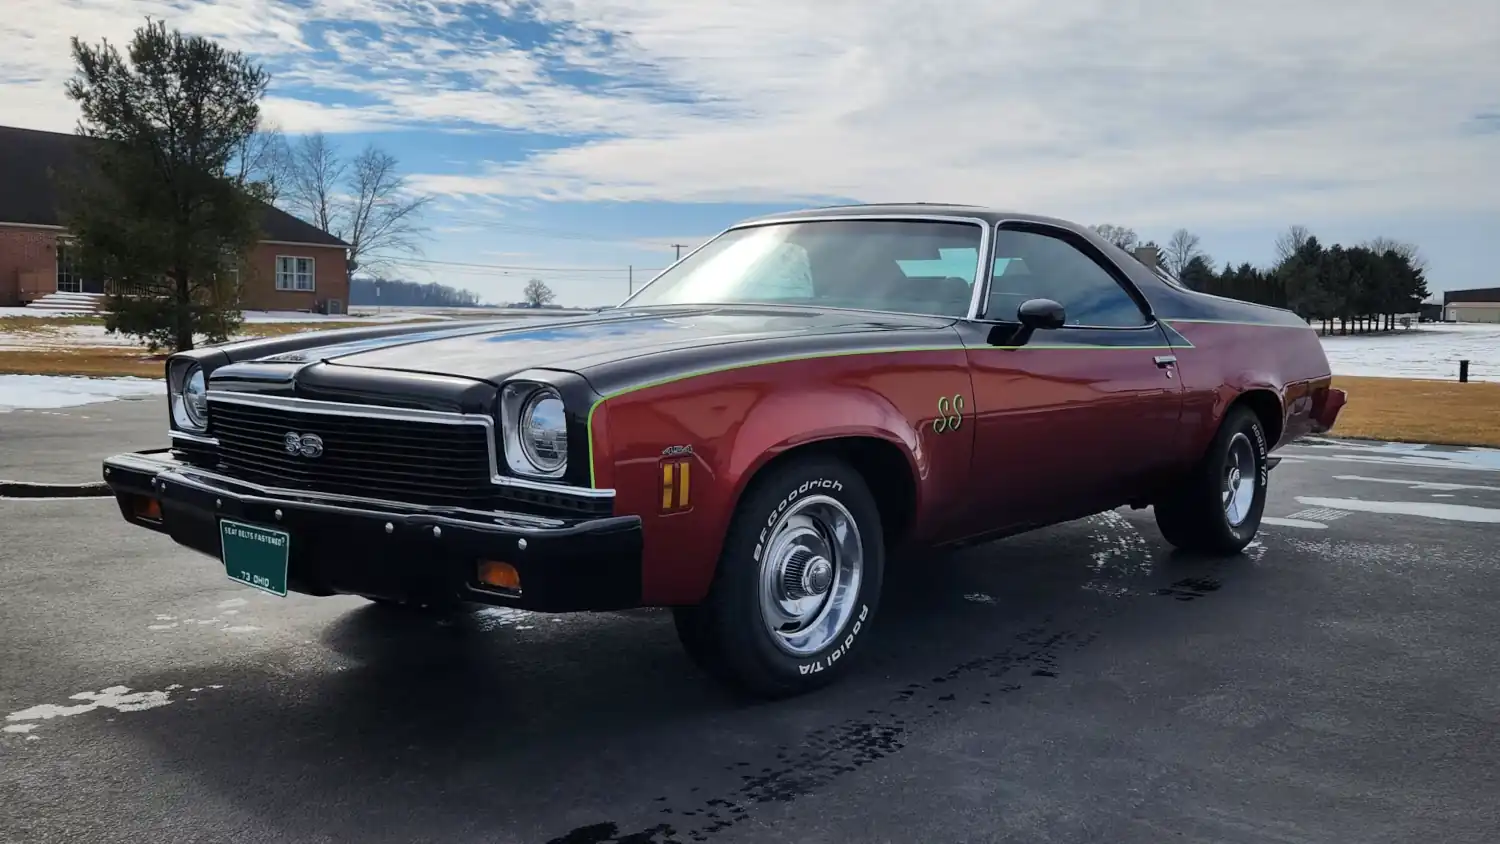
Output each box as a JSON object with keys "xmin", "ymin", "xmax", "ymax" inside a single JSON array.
[{"xmin": 0, "ymin": 124, "xmax": 349, "ymax": 249}]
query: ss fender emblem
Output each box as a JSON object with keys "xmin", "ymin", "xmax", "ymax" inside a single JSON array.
[{"xmin": 933, "ymin": 394, "xmax": 965, "ymax": 433}]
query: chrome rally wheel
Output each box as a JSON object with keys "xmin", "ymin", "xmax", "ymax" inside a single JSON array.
[
  {"xmin": 1222, "ymin": 431, "xmax": 1258, "ymax": 528},
  {"xmin": 758, "ymin": 495, "xmax": 864, "ymax": 657}
]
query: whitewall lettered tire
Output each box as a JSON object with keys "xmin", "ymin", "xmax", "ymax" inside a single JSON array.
[{"xmin": 673, "ymin": 456, "xmax": 886, "ymax": 698}]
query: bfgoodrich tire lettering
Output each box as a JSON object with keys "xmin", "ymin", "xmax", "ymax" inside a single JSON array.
[
  {"xmin": 1154, "ymin": 405, "xmax": 1270, "ymax": 555},
  {"xmin": 673, "ymin": 457, "xmax": 885, "ymax": 698}
]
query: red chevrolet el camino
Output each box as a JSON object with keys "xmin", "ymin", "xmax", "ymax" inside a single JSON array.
[{"xmin": 102, "ymin": 204, "xmax": 1347, "ymax": 697}]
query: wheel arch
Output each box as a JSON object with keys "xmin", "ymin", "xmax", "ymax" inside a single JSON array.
[
  {"xmin": 730, "ymin": 435, "xmax": 920, "ymax": 552},
  {"xmin": 1228, "ymin": 387, "xmax": 1285, "ymax": 448}
]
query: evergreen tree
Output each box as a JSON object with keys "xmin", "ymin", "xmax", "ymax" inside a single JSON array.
[
  {"xmin": 1177, "ymin": 254, "xmax": 1217, "ymax": 291},
  {"xmin": 60, "ymin": 19, "xmax": 269, "ymax": 351}
]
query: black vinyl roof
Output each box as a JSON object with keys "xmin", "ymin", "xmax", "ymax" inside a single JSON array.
[
  {"xmin": 741, "ymin": 203, "xmax": 1083, "ymax": 230},
  {"xmin": 0, "ymin": 124, "xmax": 349, "ymax": 248}
]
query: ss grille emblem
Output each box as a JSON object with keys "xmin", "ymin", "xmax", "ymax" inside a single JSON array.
[{"xmin": 284, "ymin": 432, "xmax": 324, "ymax": 458}]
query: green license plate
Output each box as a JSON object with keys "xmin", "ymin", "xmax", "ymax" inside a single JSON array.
[{"xmin": 219, "ymin": 519, "xmax": 290, "ymax": 597}]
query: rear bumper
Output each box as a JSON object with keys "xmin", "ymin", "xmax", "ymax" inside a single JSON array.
[
  {"xmin": 101, "ymin": 449, "xmax": 643, "ymax": 612},
  {"xmin": 1310, "ymin": 386, "xmax": 1348, "ymax": 434}
]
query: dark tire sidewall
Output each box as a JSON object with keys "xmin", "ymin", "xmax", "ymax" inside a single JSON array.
[{"xmin": 710, "ymin": 458, "xmax": 885, "ymax": 693}]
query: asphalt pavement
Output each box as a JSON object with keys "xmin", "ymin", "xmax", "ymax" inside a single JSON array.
[
  {"xmin": 2, "ymin": 406, "xmax": 1498, "ymax": 844},
  {"xmin": 0, "ymin": 398, "xmax": 166, "ymax": 485}
]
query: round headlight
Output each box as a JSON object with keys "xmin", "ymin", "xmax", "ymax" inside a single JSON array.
[
  {"xmin": 172, "ymin": 364, "xmax": 208, "ymax": 432},
  {"xmin": 183, "ymin": 367, "xmax": 208, "ymax": 427},
  {"xmin": 519, "ymin": 391, "xmax": 568, "ymax": 474}
]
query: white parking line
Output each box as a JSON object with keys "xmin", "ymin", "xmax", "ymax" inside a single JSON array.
[
  {"xmin": 1295, "ymin": 496, "xmax": 1500, "ymax": 524},
  {"xmin": 1262, "ymin": 517, "xmax": 1329, "ymax": 529},
  {"xmin": 1331, "ymin": 475, "xmax": 1500, "ymax": 493}
]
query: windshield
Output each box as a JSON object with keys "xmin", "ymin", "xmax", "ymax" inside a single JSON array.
[{"xmin": 622, "ymin": 219, "xmax": 985, "ymax": 317}]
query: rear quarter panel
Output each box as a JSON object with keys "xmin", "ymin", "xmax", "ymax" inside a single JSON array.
[
  {"xmin": 1167, "ymin": 319, "xmax": 1333, "ymax": 450},
  {"xmin": 586, "ymin": 343, "xmax": 974, "ymax": 606}
]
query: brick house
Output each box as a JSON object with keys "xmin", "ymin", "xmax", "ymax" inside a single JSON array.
[{"xmin": 0, "ymin": 125, "xmax": 351, "ymax": 313}]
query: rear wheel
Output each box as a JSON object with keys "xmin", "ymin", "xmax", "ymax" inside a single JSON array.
[
  {"xmin": 673, "ymin": 456, "xmax": 886, "ymax": 698},
  {"xmin": 1154, "ymin": 405, "xmax": 1269, "ymax": 555}
]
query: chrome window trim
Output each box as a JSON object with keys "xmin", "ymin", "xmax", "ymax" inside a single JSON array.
[
  {"xmin": 205, "ymin": 392, "xmax": 615, "ymax": 499},
  {"xmin": 616, "ymin": 214, "xmax": 995, "ymax": 322},
  {"xmin": 154, "ymin": 466, "xmax": 568, "ymax": 530},
  {"xmin": 975, "ymin": 219, "xmax": 1158, "ymax": 329}
]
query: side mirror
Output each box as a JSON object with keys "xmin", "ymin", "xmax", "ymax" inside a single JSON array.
[
  {"xmin": 989, "ymin": 297, "xmax": 1065, "ymax": 347},
  {"xmin": 1017, "ymin": 298, "xmax": 1066, "ymax": 330}
]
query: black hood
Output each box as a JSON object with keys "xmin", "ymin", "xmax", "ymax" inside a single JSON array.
[{"xmin": 291, "ymin": 306, "xmax": 955, "ymax": 383}]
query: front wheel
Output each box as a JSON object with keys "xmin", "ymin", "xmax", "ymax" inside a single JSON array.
[
  {"xmin": 673, "ymin": 457, "xmax": 885, "ymax": 698},
  {"xmin": 1154, "ymin": 405, "xmax": 1270, "ymax": 555}
]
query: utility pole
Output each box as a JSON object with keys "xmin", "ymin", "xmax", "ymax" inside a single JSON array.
[
  {"xmin": 628, "ymin": 265, "xmax": 633, "ymax": 295},
  {"xmin": 670, "ymin": 243, "xmax": 688, "ymax": 261}
]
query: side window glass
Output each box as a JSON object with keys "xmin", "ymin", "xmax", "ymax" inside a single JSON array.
[{"xmin": 988, "ymin": 229, "xmax": 1148, "ymax": 327}]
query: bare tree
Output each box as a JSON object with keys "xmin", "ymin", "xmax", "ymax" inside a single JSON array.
[
  {"xmin": 344, "ymin": 146, "xmax": 432, "ymax": 275},
  {"xmin": 230, "ymin": 126, "xmax": 292, "ymax": 205},
  {"xmin": 1091, "ymin": 223, "xmax": 1140, "ymax": 251},
  {"xmin": 286, "ymin": 132, "xmax": 345, "ymax": 237},
  {"xmin": 1160, "ymin": 229, "xmax": 1204, "ymax": 278},
  {"xmin": 284, "ymin": 132, "xmax": 430, "ymax": 275},
  {"xmin": 523, "ymin": 278, "xmax": 555, "ymax": 307},
  {"xmin": 1365, "ymin": 236, "xmax": 1428, "ymax": 273},
  {"xmin": 1273, "ymin": 224, "xmax": 1312, "ymax": 265}
]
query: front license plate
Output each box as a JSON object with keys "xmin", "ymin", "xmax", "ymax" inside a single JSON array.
[{"xmin": 219, "ymin": 519, "xmax": 290, "ymax": 597}]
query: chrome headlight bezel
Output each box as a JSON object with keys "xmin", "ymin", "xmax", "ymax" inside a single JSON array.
[
  {"xmin": 170, "ymin": 363, "xmax": 209, "ymax": 432},
  {"xmin": 500, "ymin": 382, "xmax": 568, "ymax": 479}
]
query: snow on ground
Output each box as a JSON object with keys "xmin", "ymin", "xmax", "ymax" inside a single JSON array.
[
  {"xmin": 1320, "ymin": 322, "xmax": 1500, "ymax": 382},
  {"xmin": 0, "ymin": 324, "xmax": 145, "ymax": 349},
  {"xmin": 0, "ymin": 307, "xmax": 94, "ymax": 318},
  {"xmin": 0, "ymin": 310, "xmax": 462, "ymax": 349},
  {"xmin": 0, "ymin": 375, "xmax": 164, "ymax": 412}
]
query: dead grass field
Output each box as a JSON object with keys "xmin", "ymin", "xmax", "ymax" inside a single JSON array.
[
  {"xmin": 0, "ymin": 348, "xmax": 166, "ymax": 378},
  {"xmin": 1331, "ymin": 375, "xmax": 1500, "ymax": 448}
]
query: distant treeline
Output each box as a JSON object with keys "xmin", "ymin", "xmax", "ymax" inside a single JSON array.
[
  {"xmin": 1093, "ymin": 224, "xmax": 1431, "ymax": 335},
  {"xmin": 350, "ymin": 278, "xmax": 485, "ymax": 308},
  {"xmin": 1176, "ymin": 239, "xmax": 1430, "ymax": 335}
]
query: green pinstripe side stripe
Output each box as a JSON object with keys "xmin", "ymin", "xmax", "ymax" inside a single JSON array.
[
  {"xmin": 1165, "ymin": 317, "xmax": 1304, "ymax": 328},
  {"xmin": 582, "ymin": 333, "xmax": 1197, "ymax": 487},
  {"xmin": 584, "ymin": 344, "xmax": 965, "ymax": 487}
]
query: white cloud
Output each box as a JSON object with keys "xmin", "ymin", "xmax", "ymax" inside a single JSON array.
[{"xmin": 3, "ymin": 0, "xmax": 1497, "ymax": 227}]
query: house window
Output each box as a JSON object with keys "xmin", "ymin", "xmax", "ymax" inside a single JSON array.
[{"xmin": 275, "ymin": 256, "xmax": 316, "ymax": 291}]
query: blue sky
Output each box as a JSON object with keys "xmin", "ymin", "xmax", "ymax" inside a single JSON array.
[{"xmin": 4, "ymin": 0, "xmax": 1497, "ymax": 306}]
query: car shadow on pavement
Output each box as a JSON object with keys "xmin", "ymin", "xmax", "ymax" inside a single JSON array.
[{"xmin": 106, "ymin": 511, "xmax": 1245, "ymax": 843}]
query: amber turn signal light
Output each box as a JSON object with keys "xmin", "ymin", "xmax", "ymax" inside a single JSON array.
[
  {"xmin": 477, "ymin": 560, "xmax": 521, "ymax": 591},
  {"xmin": 132, "ymin": 495, "xmax": 162, "ymax": 521}
]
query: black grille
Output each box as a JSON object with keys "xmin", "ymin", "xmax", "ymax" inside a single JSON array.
[{"xmin": 207, "ymin": 399, "xmax": 494, "ymax": 507}]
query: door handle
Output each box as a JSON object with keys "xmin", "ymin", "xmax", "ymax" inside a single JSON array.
[{"xmin": 1153, "ymin": 355, "xmax": 1177, "ymax": 367}]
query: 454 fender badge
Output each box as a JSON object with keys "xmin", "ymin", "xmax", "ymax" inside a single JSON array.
[{"xmin": 797, "ymin": 604, "xmax": 870, "ymax": 675}]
